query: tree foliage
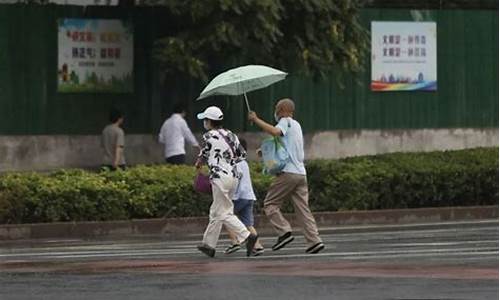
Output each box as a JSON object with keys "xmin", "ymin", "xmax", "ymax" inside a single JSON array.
[{"xmin": 149, "ymin": 0, "xmax": 369, "ymax": 81}]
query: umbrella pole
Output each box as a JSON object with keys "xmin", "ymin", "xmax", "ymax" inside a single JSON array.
[
  {"xmin": 244, "ymin": 93, "xmax": 254, "ymax": 126},
  {"xmin": 243, "ymin": 93, "xmax": 251, "ymax": 111}
]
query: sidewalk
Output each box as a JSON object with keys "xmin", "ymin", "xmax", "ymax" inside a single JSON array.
[{"xmin": 0, "ymin": 205, "xmax": 497, "ymax": 240}]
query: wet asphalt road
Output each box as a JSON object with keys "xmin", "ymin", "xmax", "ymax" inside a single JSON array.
[{"xmin": 0, "ymin": 220, "xmax": 498, "ymax": 300}]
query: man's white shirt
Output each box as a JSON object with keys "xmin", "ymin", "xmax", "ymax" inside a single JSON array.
[{"xmin": 158, "ymin": 114, "xmax": 198, "ymax": 158}]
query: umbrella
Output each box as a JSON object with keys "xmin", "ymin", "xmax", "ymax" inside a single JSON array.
[{"xmin": 196, "ymin": 65, "xmax": 287, "ymax": 111}]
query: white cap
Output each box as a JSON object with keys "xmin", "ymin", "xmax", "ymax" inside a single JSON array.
[{"xmin": 197, "ymin": 106, "xmax": 224, "ymax": 121}]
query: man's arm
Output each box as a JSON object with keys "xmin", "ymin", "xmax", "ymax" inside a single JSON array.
[
  {"xmin": 114, "ymin": 146, "xmax": 123, "ymax": 168},
  {"xmin": 158, "ymin": 121, "xmax": 167, "ymax": 144},
  {"xmin": 114, "ymin": 130, "xmax": 125, "ymax": 168},
  {"xmin": 181, "ymin": 119, "xmax": 199, "ymax": 148},
  {"xmin": 248, "ymin": 111, "xmax": 282, "ymax": 137}
]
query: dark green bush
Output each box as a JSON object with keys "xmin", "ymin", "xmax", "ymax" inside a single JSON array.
[
  {"xmin": 307, "ymin": 147, "xmax": 498, "ymax": 211},
  {"xmin": 0, "ymin": 147, "xmax": 497, "ymax": 224}
]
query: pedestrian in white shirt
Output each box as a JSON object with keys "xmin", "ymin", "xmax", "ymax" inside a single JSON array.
[{"xmin": 158, "ymin": 103, "xmax": 199, "ymax": 165}]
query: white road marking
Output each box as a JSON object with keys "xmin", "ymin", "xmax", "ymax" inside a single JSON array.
[
  {"xmin": 242, "ymin": 251, "xmax": 499, "ymax": 260},
  {"xmin": 387, "ymin": 240, "xmax": 499, "ymax": 247},
  {"xmin": 2, "ymin": 246, "xmax": 497, "ymax": 260},
  {"xmin": 1, "ymin": 220, "xmax": 497, "ymax": 264},
  {"xmin": 2, "ymin": 226, "xmax": 497, "ymax": 254}
]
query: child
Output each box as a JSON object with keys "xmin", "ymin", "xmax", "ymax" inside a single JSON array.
[{"xmin": 224, "ymin": 138, "xmax": 264, "ymax": 256}]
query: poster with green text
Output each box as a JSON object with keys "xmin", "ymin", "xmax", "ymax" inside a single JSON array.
[{"xmin": 58, "ymin": 19, "xmax": 133, "ymax": 93}]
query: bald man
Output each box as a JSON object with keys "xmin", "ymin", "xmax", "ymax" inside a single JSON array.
[{"xmin": 248, "ymin": 99, "xmax": 324, "ymax": 254}]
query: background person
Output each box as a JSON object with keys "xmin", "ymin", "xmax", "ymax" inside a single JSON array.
[
  {"xmin": 101, "ymin": 108, "xmax": 126, "ymax": 171},
  {"xmin": 159, "ymin": 103, "xmax": 199, "ymax": 165}
]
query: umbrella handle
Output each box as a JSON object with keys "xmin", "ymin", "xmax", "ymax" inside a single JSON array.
[
  {"xmin": 244, "ymin": 93, "xmax": 253, "ymax": 126},
  {"xmin": 244, "ymin": 93, "xmax": 251, "ymax": 112}
]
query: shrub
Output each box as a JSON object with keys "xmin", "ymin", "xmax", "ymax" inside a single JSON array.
[
  {"xmin": 0, "ymin": 147, "xmax": 497, "ymax": 224},
  {"xmin": 307, "ymin": 148, "xmax": 498, "ymax": 211}
]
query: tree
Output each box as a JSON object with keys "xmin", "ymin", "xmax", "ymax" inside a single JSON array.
[{"xmin": 149, "ymin": 0, "xmax": 369, "ymax": 82}]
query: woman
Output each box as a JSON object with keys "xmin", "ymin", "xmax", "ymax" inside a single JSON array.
[{"xmin": 195, "ymin": 106, "xmax": 258, "ymax": 257}]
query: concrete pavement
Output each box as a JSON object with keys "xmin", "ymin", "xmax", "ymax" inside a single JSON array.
[{"xmin": 0, "ymin": 219, "xmax": 498, "ymax": 299}]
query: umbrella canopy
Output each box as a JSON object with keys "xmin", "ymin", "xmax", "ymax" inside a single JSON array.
[{"xmin": 196, "ymin": 65, "xmax": 287, "ymax": 101}]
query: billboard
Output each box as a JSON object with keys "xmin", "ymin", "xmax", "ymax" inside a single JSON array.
[
  {"xmin": 371, "ymin": 22, "xmax": 437, "ymax": 91},
  {"xmin": 58, "ymin": 18, "xmax": 133, "ymax": 93}
]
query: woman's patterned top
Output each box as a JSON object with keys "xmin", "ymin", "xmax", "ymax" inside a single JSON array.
[{"xmin": 198, "ymin": 128, "xmax": 246, "ymax": 179}]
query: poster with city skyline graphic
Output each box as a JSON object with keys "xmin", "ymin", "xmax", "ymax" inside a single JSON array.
[
  {"xmin": 371, "ymin": 22, "xmax": 437, "ymax": 91},
  {"xmin": 58, "ymin": 19, "xmax": 133, "ymax": 93}
]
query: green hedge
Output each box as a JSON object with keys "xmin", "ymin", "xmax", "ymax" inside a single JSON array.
[{"xmin": 0, "ymin": 147, "xmax": 497, "ymax": 224}]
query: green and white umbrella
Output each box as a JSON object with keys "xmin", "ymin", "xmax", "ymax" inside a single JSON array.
[{"xmin": 196, "ymin": 65, "xmax": 287, "ymax": 111}]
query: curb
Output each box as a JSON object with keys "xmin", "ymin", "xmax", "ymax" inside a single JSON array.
[{"xmin": 0, "ymin": 206, "xmax": 497, "ymax": 240}]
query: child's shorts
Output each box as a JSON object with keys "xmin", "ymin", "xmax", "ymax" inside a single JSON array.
[{"xmin": 232, "ymin": 199, "xmax": 255, "ymax": 227}]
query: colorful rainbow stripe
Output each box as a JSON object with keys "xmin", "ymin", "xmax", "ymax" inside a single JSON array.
[{"xmin": 371, "ymin": 81, "xmax": 437, "ymax": 91}]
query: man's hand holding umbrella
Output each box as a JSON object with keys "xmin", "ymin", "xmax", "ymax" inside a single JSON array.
[{"xmin": 248, "ymin": 111, "xmax": 282, "ymax": 137}]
